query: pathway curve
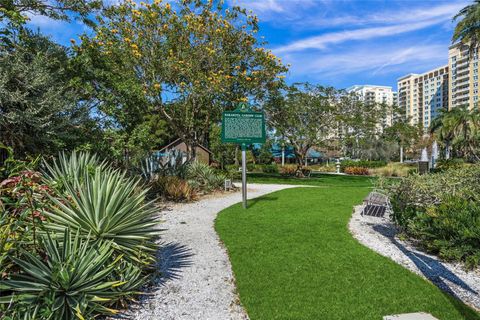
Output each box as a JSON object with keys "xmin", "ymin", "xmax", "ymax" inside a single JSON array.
[
  {"xmin": 349, "ymin": 205, "xmax": 480, "ymax": 311},
  {"xmin": 127, "ymin": 183, "xmax": 296, "ymax": 320}
]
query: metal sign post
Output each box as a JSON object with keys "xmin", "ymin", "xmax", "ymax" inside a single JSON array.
[
  {"xmin": 221, "ymin": 103, "xmax": 266, "ymax": 209},
  {"xmin": 241, "ymin": 143, "xmax": 247, "ymax": 208}
]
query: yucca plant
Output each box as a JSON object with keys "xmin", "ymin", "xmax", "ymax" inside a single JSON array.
[
  {"xmin": 0, "ymin": 229, "xmax": 125, "ymax": 320},
  {"xmin": 42, "ymin": 151, "xmax": 107, "ymax": 191},
  {"xmin": 44, "ymin": 166, "xmax": 161, "ymax": 260}
]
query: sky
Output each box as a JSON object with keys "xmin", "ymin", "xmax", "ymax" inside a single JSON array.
[{"xmin": 27, "ymin": 0, "xmax": 470, "ymax": 90}]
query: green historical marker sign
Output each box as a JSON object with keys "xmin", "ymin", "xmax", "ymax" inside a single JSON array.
[
  {"xmin": 221, "ymin": 104, "xmax": 266, "ymax": 144},
  {"xmin": 221, "ymin": 103, "xmax": 266, "ymax": 209}
]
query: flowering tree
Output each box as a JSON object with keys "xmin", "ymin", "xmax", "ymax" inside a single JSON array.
[{"xmin": 76, "ymin": 0, "xmax": 287, "ymax": 159}]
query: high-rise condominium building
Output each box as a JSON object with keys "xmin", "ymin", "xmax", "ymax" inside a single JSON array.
[
  {"xmin": 448, "ymin": 42, "xmax": 479, "ymax": 110},
  {"xmin": 397, "ymin": 65, "xmax": 449, "ymax": 128},
  {"xmin": 346, "ymin": 85, "xmax": 396, "ymax": 127}
]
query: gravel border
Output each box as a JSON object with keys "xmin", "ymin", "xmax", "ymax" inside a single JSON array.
[
  {"xmin": 125, "ymin": 183, "xmax": 297, "ymax": 320},
  {"xmin": 349, "ymin": 205, "xmax": 480, "ymax": 311}
]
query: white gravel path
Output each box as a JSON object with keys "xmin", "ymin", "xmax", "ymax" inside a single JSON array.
[
  {"xmin": 127, "ymin": 183, "xmax": 296, "ymax": 320},
  {"xmin": 349, "ymin": 205, "xmax": 480, "ymax": 311}
]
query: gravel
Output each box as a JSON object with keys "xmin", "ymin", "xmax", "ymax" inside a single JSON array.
[
  {"xmin": 125, "ymin": 183, "xmax": 296, "ymax": 320},
  {"xmin": 349, "ymin": 205, "xmax": 480, "ymax": 311}
]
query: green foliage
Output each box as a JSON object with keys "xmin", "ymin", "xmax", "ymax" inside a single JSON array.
[
  {"xmin": 453, "ymin": 1, "xmax": 480, "ymax": 49},
  {"xmin": 0, "ymin": 230, "xmax": 125, "ymax": 319},
  {"xmin": 434, "ymin": 158, "xmax": 467, "ymax": 172},
  {"xmin": 1, "ymin": 151, "xmax": 160, "ymax": 319},
  {"xmin": 185, "ymin": 161, "xmax": 225, "ymax": 193},
  {"xmin": 76, "ymin": 0, "xmax": 287, "ymax": 159},
  {"xmin": 0, "ymin": 143, "xmax": 41, "ymax": 179},
  {"xmin": 44, "ymin": 166, "xmax": 160, "ymax": 257},
  {"xmin": 261, "ymin": 164, "xmax": 278, "ymax": 174},
  {"xmin": 42, "ymin": 151, "xmax": 106, "ymax": 190},
  {"xmin": 0, "ymin": 29, "xmax": 96, "ymax": 157},
  {"xmin": 340, "ymin": 160, "xmax": 386, "ymax": 169},
  {"xmin": 0, "ymin": 0, "xmax": 100, "ymax": 25},
  {"xmin": 430, "ymin": 106, "xmax": 480, "ymax": 161},
  {"xmin": 265, "ymin": 83, "xmax": 335, "ymax": 164},
  {"xmin": 382, "ymin": 165, "xmax": 480, "ymax": 267}
]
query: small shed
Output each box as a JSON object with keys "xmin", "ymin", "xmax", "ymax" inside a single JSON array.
[{"xmin": 157, "ymin": 138, "xmax": 212, "ymax": 164}]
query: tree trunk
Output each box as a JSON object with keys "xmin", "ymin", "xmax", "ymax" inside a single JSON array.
[
  {"xmin": 400, "ymin": 144, "xmax": 404, "ymax": 163},
  {"xmin": 234, "ymin": 145, "xmax": 239, "ymax": 166},
  {"xmin": 445, "ymin": 141, "xmax": 450, "ymax": 160}
]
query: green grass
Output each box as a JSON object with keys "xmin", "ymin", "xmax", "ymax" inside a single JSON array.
[
  {"xmin": 215, "ymin": 176, "xmax": 480, "ymax": 320},
  {"xmin": 245, "ymin": 172, "xmax": 376, "ymax": 188}
]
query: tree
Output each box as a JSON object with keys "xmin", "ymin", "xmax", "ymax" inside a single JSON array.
[
  {"xmin": 430, "ymin": 108, "xmax": 455, "ymax": 159},
  {"xmin": 76, "ymin": 0, "xmax": 287, "ymax": 160},
  {"xmin": 453, "ymin": 1, "xmax": 480, "ymax": 50},
  {"xmin": 266, "ymin": 83, "xmax": 335, "ymax": 165},
  {"xmin": 430, "ymin": 106, "xmax": 480, "ymax": 161},
  {"xmin": 334, "ymin": 92, "xmax": 380, "ymax": 159},
  {"xmin": 0, "ymin": 29, "xmax": 95, "ymax": 156},
  {"xmin": 384, "ymin": 105, "xmax": 418, "ymax": 162},
  {"xmin": 0, "ymin": 0, "xmax": 101, "ymax": 25}
]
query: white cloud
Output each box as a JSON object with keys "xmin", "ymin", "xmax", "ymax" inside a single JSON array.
[
  {"xmin": 298, "ymin": 2, "xmax": 467, "ymax": 29},
  {"xmin": 274, "ymin": 18, "xmax": 448, "ymax": 54},
  {"xmin": 228, "ymin": 0, "xmax": 317, "ymax": 20},
  {"xmin": 284, "ymin": 43, "xmax": 447, "ymax": 80}
]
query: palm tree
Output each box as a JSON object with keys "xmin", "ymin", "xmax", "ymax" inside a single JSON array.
[
  {"xmin": 431, "ymin": 106, "xmax": 480, "ymax": 161},
  {"xmin": 453, "ymin": 1, "xmax": 480, "ymax": 50},
  {"xmin": 450, "ymin": 106, "xmax": 480, "ymax": 160},
  {"xmin": 430, "ymin": 109, "xmax": 455, "ymax": 159}
]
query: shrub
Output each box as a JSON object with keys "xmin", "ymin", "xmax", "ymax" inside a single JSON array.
[
  {"xmin": 155, "ymin": 176, "xmax": 197, "ymax": 201},
  {"xmin": 261, "ymin": 164, "xmax": 278, "ymax": 174},
  {"xmin": 369, "ymin": 163, "xmax": 415, "ymax": 177},
  {"xmin": 44, "ymin": 166, "xmax": 160, "ymax": 258},
  {"xmin": 1, "ymin": 151, "xmax": 160, "ymax": 319},
  {"xmin": 0, "ymin": 170, "xmax": 55, "ymax": 277},
  {"xmin": 344, "ymin": 166, "xmax": 369, "ymax": 175},
  {"xmin": 185, "ymin": 161, "xmax": 225, "ymax": 192},
  {"xmin": 0, "ymin": 230, "xmax": 127, "ymax": 319},
  {"xmin": 341, "ymin": 160, "xmax": 386, "ymax": 170},
  {"xmin": 434, "ymin": 158, "xmax": 467, "ymax": 172},
  {"xmin": 280, "ymin": 164, "xmax": 297, "ymax": 176},
  {"xmin": 382, "ymin": 165, "xmax": 480, "ymax": 268},
  {"xmin": 307, "ymin": 164, "xmax": 336, "ymax": 173}
]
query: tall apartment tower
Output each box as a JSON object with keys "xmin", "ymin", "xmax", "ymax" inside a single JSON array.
[
  {"xmin": 397, "ymin": 65, "xmax": 449, "ymax": 128},
  {"xmin": 448, "ymin": 42, "xmax": 479, "ymax": 110},
  {"xmin": 346, "ymin": 85, "xmax": 396, "ymax": 127}
]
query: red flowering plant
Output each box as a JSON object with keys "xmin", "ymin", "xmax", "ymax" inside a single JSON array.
[{"xmin": 0, "ymin": 160, "xmax": 57, "ymax": 279}]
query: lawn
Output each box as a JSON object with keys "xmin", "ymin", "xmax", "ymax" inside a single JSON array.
[
  {"xmin": 215, "ymin": 176, "xmax": 480, "ymax": 320},
  {"xmin": 245, "ymin": 172, "xmax": 376, "ymax": 188}
]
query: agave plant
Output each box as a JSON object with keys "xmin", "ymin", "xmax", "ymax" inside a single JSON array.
[
  {"xmin": 44, "ymin": 166, "xmax": 161, "ymax": 259},
  {"xmin": 0, "ymin": 230, "xmax": 125, "ymax": 319},
  {"xmin": 185, "ymin": 161, "xmax": 225, "ymax": 192}
]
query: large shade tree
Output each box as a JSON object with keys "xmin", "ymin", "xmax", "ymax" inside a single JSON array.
[
  {"xmin": 76, "ymin": 0, "xmax": 287, "ymax": 160},
  {"xmin": 265, "ymin": 83, "xmax": 335, "ymax": 165},
  {"xmin": 0, "ymin": 29, "xmax": 95, "ymax": 156}
]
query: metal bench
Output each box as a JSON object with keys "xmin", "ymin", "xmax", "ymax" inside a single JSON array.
[{"xmin": 362, "ymin": 190, "xmax": 391, "ymax": 218}]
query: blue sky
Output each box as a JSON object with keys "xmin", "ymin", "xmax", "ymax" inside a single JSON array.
[{"xmin": 27, "ymin": 0, "xmax": 470, "ymax": 90}]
